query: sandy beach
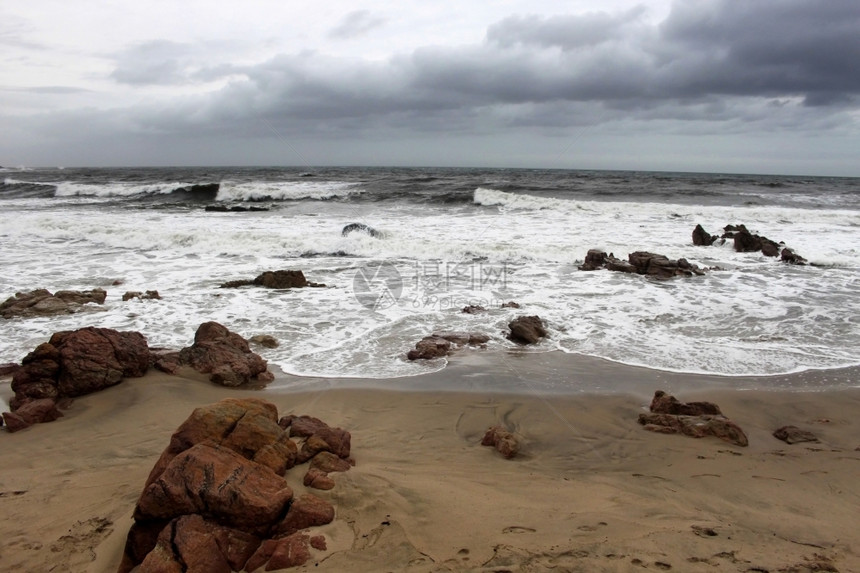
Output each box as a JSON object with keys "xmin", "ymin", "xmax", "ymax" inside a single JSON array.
[{"xmin": 2, "ymin": 353, "xmax": 859, "ymax": 572}]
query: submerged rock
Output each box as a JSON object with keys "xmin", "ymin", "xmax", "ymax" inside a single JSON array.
[
  {"xmin": 579, "ymin": 250, "xmax": 705, "ymax": 278},
  {"xmin": 220, "ymin": 269, "xmax": 325, "ymax": 289},
  {"xmin": 342, "ymin": 222, "xmax": 384, "ymax": 238},
  {"xmin": 507, "ymin": 315, "xmax": 547, "ymax": 345},
  {"xmin": 406, "ymin": 331, "xmax": 490, "ymax": 360},
  {"xmin": 1, "ymin": 288, "xmax": 107, "ymax": 319}
]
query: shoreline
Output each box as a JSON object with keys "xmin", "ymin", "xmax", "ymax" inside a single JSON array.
[{"xmin": 2, "ymin": 352, "xmax": 860, "ymax": 572}]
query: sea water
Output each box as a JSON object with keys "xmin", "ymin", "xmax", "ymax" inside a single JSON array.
[{"xmin": 1, "ymin": 166, "xmax": 858, "ymax": 388}]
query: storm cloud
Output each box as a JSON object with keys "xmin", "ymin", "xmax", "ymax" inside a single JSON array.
[{"xmin": 2, "ymin": 0, "xmax": 859, "ymax": 173}]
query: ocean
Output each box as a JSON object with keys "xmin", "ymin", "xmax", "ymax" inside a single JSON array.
[{"xmin": 1, "ymin": 166, "xmax": 858, "ymax": 390}]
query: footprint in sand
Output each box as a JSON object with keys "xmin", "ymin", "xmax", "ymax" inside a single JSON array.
[{"xmin": 503, "ymin": 526, "xmax": 536, "ymax": 534}]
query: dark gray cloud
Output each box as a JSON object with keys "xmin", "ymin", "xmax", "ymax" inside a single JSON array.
[
  {"xmin": 328, "ymin": 10, "xmax": 386, "ymax": 39},
  {"xmin": 5, "ymin": 0, "xmax": 859, "ymax": 173}
]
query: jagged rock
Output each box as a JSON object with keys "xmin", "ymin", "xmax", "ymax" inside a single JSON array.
[
  {"xmin": 272, "ymin": 494, "xmax": 335, "ymax": 538},
  {"xmin": 144, "ymin": 398, "xmax": 297, "ymax": 482},
  {"xmin": 220, "ymin": 270, "xmax": 324, "ymax": 289},
  {"xmin": 309, "ymin": 451, "xmax": 352, "ymax": 473},
  {"xmin": 178, "ymin": 322, "xmax": 272, "ymax": 387},
  {"xmin": 578, "ymin": 249, "xmax": 608, "ymax": 271},
  {"xmin": 250, "ymin": 334, "xmax": 279, "ymax": 348},
  {"xmin": 135, "ymin": 442, "xmax": 294, "ymax": 534},
  {"xmin": 6, "ymin": 328, "xmax": 149, "ymax": 425},
  {"xmin": 507, "ymin": 315, "xmax": 547, "ymax": 345},
  {"xmin": 650, "ymin": 390, "xmax": 723, "ymax": 416},
  {"xmin": 628, "ymin": 251, "xmax": 705, "ymax": 278},
  {"xmin": 303, "ymin": 468, "xmax": 336, "ymax": 490},
  {"xmin": 279, "ymin": 414, "xmax": 329, "ymax": 437},
  {"xmin": 781, "ymin": 247, "xmax": 808, "ymax": 265},
  {"xmin": 639, "ymin": 413, "xmax": 749, "ymax": 447},
  {"xmin": 462, "ymin": 305, "xmax": 487, "ymax": 314},
  {"xmin": 692, "ymin": 224, "xmax": 717, "ymax": 246},
  {"xmin": 773, "ymin": 425, "xmax": 819, "ymax": 444},
  {"xmin": 481, "ymin": 426, "xmax": 520, "ymax": 459},
  {"xmin": 122, "ymin": 290, "xmax": 161, "ymax": 301},
  {"xmin": 2, "ymin": 398, "xmax": 62, "ymax": 432},
  {"xmin": 0, "ymin": 288, "xmax": 107, "ymax": 319},
  {"xmin": 297, "ymin": 426, "xmax": 352, "ymax": 463},
  {"xmin": 138, "ymin": 515, "xmax": 260, "ymax": 573}
]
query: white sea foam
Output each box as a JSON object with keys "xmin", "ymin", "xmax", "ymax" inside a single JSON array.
[
  {"xmin": 1, "ymin": 184, "xmax": 858, "ymax": 383},
  {"xmin": 54, "ymin": 181, "xmax": 192, "ymax": 197}
]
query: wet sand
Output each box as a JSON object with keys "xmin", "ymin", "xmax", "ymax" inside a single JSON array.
[{"xmin": 1, "ymin": 352, "xmax": 859, "ymax": 572}]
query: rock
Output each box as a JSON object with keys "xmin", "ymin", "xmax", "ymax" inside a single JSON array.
[
  {"xmin": 406, "ymin": 336, "xmax": 451, "ymax": 360},
  {"xmin": 135, "ymin": 442, "xmax": 294, "ymax": 534},
  {"xmin": 279, "ymin": 414, "xmax": 329, "ymax": 437},
  {"xmin": 773, "ymin": 425, "xmax": 819, "ymax": 444},
  {"xmin": 342, "ymin": 222, "xmax": 384, "ymax": 238},
  {"xmin": 122, "ymin": 290, "xmax": 161, "ymax": 301},
  {"xmin": 220, "ymin": 270, "xmax": 324, "ymax": 289},
  {"xmin": 640, "ymin": 391, "xmax": 747, "ymax": 446},
  {"xmin": 481, "ymin": 426, "xmax": 520, "ymax": 459},
  {"xmin": 7, "ymin": 328, "xmax": 149, "ymax": 424},
  {"xmin": 2, "ymin": 398, "xmax": 63, "ymax": 431},
  {"xmin": 178, "ymin": 322, "xmax": 271, "ymax": 387},
  {"xmin": 250, "ymin": 334, "xmax": 279, "ymax": 348},
  {"xmin": 0, "ymin": 288, "xmax": 107, "ymax": 319},
  {"xmin": 781, "ymin": 247, "xmax": 808, "ymax": 265},
  {"xmin": 579, "ymin": 249, "xmax": 608, "ymax": 270},
  {"xmin": 297, "ymin": 426, "xmax": 352, "ymax": 463},
  {"xmin": 733, "ymin": 225, "xmax": 762, "ymax": 252},
  {"xmin": 649, "ymin": 390, "xmax": 723, "ymax": 416},
  {"xmin": 628, "ymin": 251, "xmax": 705, "ymax": 278},
  {"xmin": 501, "ymin": 301, "xmax": 521, "ymax": 309},
  {"xmin": 303, "ymin": 468, "xmax": 336, "ymax": 490},
  {"xmin": 204, "ymin": 204, "xmax": 269, "ymax": 212},
  {"xmin": 309, "ymin": 451, "xmax": 352, "ymax": 473},
  {"xmin": 462, "ymin": 305, "xmax": 486, "ymax": 314},
  {"xmin": 138, "ymin": 515, "xmax": 260, "ymax": 573},
  {"xmin": 50, "ymin": 327, "xmax": 150, "ymax": 397},
  {"xmin": 310, "ymin": 535, "xmax": 327, "ymax": 551},
  {"xmin": 0, "ymin": 362, "xmax": 19, "ymax": 377},
  {"xmin": 407, "ymin": 331, "xmax": 489, "ymax": 360},
  {"xmin": 507, "ymin": 315, "xmax": 547, "ymax": 345},
  {"xmin": 145, "ymin": 398, "xmax": 297, "ymax": 482},
  {"xmin": 761, "ymin": 241, "xmax": 780, "ymax": 257},
  {"xmin": 692, "ymin": 224, "xmax": 717, "ymax": 246},
  {"xmin": 639, "ymin": 413, "xmax": 748, "ymax": 447},
  {"xmin": 246, "ymin": 533, "xmax": 312, "ymax": 572},
  {"xmin": 272, "ymin": 494, "xmax": 335, "ymax": 538}
]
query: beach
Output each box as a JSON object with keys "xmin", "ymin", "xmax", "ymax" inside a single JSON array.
[{"xmin": 2, "ymin": 353, "xmax": 859, "ymax": 572}]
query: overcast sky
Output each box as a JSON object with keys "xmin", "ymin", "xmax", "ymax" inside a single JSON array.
[{"xmin": 2, "ymin": 0, "xmax": 858, "ymax": 175}]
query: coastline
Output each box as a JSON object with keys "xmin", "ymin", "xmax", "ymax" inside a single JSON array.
[{"xmin": 2, "ymin": 352, "xmax": 859, "ymax": 572}]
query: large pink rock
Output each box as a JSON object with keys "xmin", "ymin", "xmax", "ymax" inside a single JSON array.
[{"xmin": 178, "ymin": 322, "xmax": 273, "ymax": 387}]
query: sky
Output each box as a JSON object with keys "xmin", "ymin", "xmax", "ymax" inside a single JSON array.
[{"xmin": 1, "ymin": 0, "xmax": 859, "ymax": 176}]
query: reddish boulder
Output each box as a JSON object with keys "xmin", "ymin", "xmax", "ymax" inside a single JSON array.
[
  {"xmin": 279, "ymin": 414, "xmax": 329, "ymax": 437},
  {"xmin": 638, "ymin": 413, "xmax": 748, "ymax": 447},
  {"xmin": 309, "ymin": 451, "xmax": 353, "ymax": 473},
  {"xmin": 273, "ymin": 494, "xmax": 335, "ymax": 538},
  {"xmin": 507, "ymin": 315, "xmax": 547, "ymax": 345},
  {"xmin": 50, "ymin": 327, "xmax": 150, "ymax": 397},
  {"xmin": 135, "ymin": 442, "xmax": 293, "ymax": 534},
  {"xmin": 145, "ymin": 398, "xmax": 297, "ymax": 485},
  {"xmin": 650, "ymin": 390, "xmax": 722, "ymax": 416},
  {"xmin": 481, "ymin": 425, "xmax": 520, "ymax": 459},
  {"xmin": 0, "ymin": 362, "xmax": 19, "ymax": 377},
  {"xmin": 178, "ymin": 321, "xmax": 271, "ymax": 387},
  {"xmin": 303, "ymin": 468, "xmax": 336, "ymax": 490},
  {"xmin": 2, "ymin": 398, "xmax": 63, "ymax": 431},
  {"xmin": 297, "ymin": 426, "xmax": 352, "ymax": 463},
  {"xmin": 245, "ymin": 533, "xmax": 313, "ymax": 572}
]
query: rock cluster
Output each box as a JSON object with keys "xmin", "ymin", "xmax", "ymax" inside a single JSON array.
[
  {"xmin": 3, "ymin": 327, "xmax": 150, "ymax": 431},
  {"xmin": 638, "ymin": 390, "xmax": 748, "ymax": 447},
  {"xmin": 579, "ymin": 249, "xmax": 705, "ymax": 279},
  {"xmin": 407, "ymin": 331, "xmax": 490, "ymax": 360},
  {"xmin": 507, "ymin": 315, "xmax": 547, "ymax": 345},
  {"xmin": 166, "ymin": 321, "xmax": 275, "ymax": 386},
  {"xmin": 120, "ymin": 398, "xmax": 350, "ymax": 573},
  {"xmin": 220, "ymin": 269, "xmax": 325, "ymax": 289},
  {"xmin": 692, "ymin": 223, "xmax": 807, "ymax": 264},
  {"xmin": 122, "ymin": 290, "xmax": 161, "ymax": 301},
  {"xmin": 0, "ymin": 288, "xmax": 107, "ymax": 319}
]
